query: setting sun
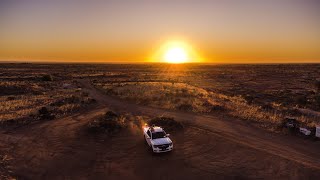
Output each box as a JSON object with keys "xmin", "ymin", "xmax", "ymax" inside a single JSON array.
[
  {"xmin": 164, "ymin": 47, "xmax": 188, "ymax": 64},
  {"xmin": 151, "ymin": 40, "xmax": 203, "ymax": 63}
]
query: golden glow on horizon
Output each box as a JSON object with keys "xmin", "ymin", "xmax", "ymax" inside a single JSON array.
[
  {"xmin": 151, "ymin": 40, "xmax": 203, "ymax": 63},
  {"xmin": 0, "ymin": 1, "xmax": 319, "ymax": 63}
]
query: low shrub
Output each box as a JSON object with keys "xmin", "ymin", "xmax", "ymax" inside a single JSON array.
[
  {"xmin": 148, "ymin": 116, "xmax": 183, "ymax": 131},
  {"xmin": 244, "ymin": 94, "xmax": 255, "ymax": 104},
  {"xmin": 296, "ymin": 95, "xmax": 307, "ymax": 106},
  {"xmin": 210, "ymin": 104, "xmax": 225, "ymax": 112},
  {"xmin": 181, "ymin": 88, "xmax": 188, "ymax": 94},
  {"xmin": 0, "ymin": 85, "xmax": 27, "ymax": 96},
  {"xmin": 38, "ymin": 107, "xmax": 49, "ymax": 114},
  {"xmin": 38, "ymin": 107, "xmax": 55, "ymax": 120},
  {"xmin": 7, "ymin": 96, "xmax": 15, "ymax": 100},
  {"xmin": 41, "ymin": 74, "xmax": 53, "ymax": 81},
  {"xmin": 261, "ymin": 104, "xmax": 274, "ymax": 111},
  {"xmin": 105, "ymin": 111, "xmax": 119, "ymax": 119},
  {"xmin": 285, "ymin": 108, "xmax": 303, "ymax": 116},
  {"xmin": 202, "ymin": 101, "xmax": 225, "ymax": 112},
  {"xmin": 176, "ymin": 103, "xmax": 193, "ymax": 111},
  {"xmin": 81, "ymin": 92, "xmax": 89, "ymax": 97},
  {"xmin": 88, "ymin": 111, "xmax": 126, "ymax": 133}
]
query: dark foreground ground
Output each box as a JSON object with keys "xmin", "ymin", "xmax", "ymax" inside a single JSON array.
[{"xmin": 0, "ymin": 63, "xmax": 320, "ymax": 179}]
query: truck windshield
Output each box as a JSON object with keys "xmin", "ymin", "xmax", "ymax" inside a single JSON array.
[{"xmin": 152, "ymin": 132, "xmax": 166, "ymax": 139}]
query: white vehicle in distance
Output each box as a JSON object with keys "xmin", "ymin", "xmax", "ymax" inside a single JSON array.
[{"xmin": 143, "ymin": 124, "xmax": 173, "ymax": 153}]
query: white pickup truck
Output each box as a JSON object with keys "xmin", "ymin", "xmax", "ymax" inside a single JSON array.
[{"xmin": 143, "ymin": 125, "xmax": 173, "ymax": 153}]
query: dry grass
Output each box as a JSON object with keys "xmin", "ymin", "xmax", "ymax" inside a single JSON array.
[
  {"xmin": 2, "ymin": 63, "xmax": 320, "ymax": 132},
  {"xmin": 0, "ymin": 82, "xmax": 95, "ymax": 125},
  {"xmin": 95, "ymin": 81, "xmax": 318, "ymax": 132},
  {"xmin": 209, "ymin": 93, "xmax": 283, "ymax": 130},
  {"xmin": 96, "ymin": 82, "xmax": 213, "ymax": 113}
]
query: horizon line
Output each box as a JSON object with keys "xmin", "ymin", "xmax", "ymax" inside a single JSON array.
[{"xmin": 0, "ymin": 60, "xmax": 320, "ymax": 65}]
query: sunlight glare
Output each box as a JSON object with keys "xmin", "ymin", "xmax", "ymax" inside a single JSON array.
[
  {"xmin": 164, "ymin": 47, "xmax": 188, "ymax": 64},
  {"xmin": 150, "ymin": 39, "xmax": 204, "ymax": 63}
]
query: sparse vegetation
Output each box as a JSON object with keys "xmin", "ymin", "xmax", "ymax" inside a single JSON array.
[
  {"xmin": 0, "ymin": 92, "xmax": 96, "ymax": 126},
  {"xmin": 1, "ymin": 63, "xmax": 320, "ymax": 132},
  {"xmin": 41, "ymin": 74, "xmax": 53, "ymax": 81},
  {"xmin": 176, "ymin": 103, "xmax": 193, "ymax": 111},
  {"xmin": 95, "ymin": 82, "xmax": 213, "ymax": 113},
  {"xmin": 1, "ymin": 63, "xmax": 320, "ymax": 179},
  {"xmin": 95, "ymin": 81, "xmax": 287, "ymax": 130},
  {"xmin": 38, "ymin": 107, "xmax": 55, "ymax": 120},
  {"xmin": 87, "ymin": 111, "xmax": 126, "ymax": 133},
  {"xmin": 0, "ymin": 67, "xmax": 96, "ymax": 126},
  {"xmin": 148, "ymin": 116, "xmax": 183, "ymax": 131},
  {"xmin": 91, "ymin": 63, "xmax": 320, "ymax": 132}
]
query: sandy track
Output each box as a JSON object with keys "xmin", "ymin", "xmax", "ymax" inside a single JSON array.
[{"xmin": 0, "ymin": 79, "xmax": 319, "ymax": 179}]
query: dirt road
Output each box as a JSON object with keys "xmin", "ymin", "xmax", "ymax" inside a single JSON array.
[{"xmin": 0, "ymin": 80, "xmax": 319, "ymax": 179}]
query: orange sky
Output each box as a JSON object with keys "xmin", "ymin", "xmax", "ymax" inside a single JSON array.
[{"xmin": 0, "ymin": 0, "xmax": 319, "ymax": 63}]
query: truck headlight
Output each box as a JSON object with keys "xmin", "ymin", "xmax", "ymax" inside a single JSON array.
[{"xmin": 153, "ymin": 145, "xmax": 161, "ymax": 148}]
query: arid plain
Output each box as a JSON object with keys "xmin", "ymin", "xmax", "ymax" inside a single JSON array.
[{"xmin": 0, "ymin": 63, "xmax": 320, "ymax": 179}]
